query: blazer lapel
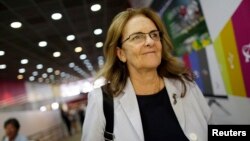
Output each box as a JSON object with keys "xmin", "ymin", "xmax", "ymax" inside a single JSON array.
[
  {"xmin": 119, "ymin": 78, "xmax": 144, "ymax": 141},
  {"xmin": 164, "ymin": 78, "xmax": 186, "ymax": 131}
]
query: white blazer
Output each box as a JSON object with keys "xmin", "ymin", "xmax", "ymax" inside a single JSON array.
[{"xmin": 81, "ymin": 77, "xmax": 212, "ymax": 141}]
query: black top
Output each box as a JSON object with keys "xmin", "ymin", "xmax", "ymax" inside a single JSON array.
[{"xmin": 136, "ymin": 87, "xmax": 189, "ymax": 141}]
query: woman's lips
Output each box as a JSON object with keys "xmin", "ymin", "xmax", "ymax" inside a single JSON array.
[{"xmin": 143, "ymin": 51, "xmax": 156, "ymax": 54}]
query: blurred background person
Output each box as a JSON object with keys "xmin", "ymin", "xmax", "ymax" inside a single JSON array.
[
  {"xmin": 59, "ymin": 104, "xmax": 72, "ymax": 136},
  {"xmin": 68, "ymin": 107, "xmax": 79, "ymax": 134},
  {"xmin": 78, "ymin": 103, "xmax": 86, "ymax": 130},
  {"xmin": 2, "ymin": 118, "xmax": 28, "ymax": 141}
]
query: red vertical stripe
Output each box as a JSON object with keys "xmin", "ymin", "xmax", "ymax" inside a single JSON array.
[
  {"xmin": 182, "ymin": 53, "xmax": 191, "ymax": 69},
  {"xmin": 232, "ymin": 0, "xmax": 250, "ymax": 97}
]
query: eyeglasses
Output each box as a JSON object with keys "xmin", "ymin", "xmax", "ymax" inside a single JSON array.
[{"xmin": 121, "ymin": 30, "xmax": 162, "ymax": 45}]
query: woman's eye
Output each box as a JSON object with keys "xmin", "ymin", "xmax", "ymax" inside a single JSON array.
[
  {"xmin": 132, "ymin": 35, "xmax": 141, "ymax": 40},
  {"xmin": 151, "ymin": 33, "xmax": 158, "ymax": 38},
  {"xmin": 151, "ymin": 33, "xmax": 157, "ymax": 37}
]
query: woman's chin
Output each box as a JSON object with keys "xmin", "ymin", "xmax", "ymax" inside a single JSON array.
[{"xmin": 142, "ymin": 63, "xmax": 161, "ymax": 70}]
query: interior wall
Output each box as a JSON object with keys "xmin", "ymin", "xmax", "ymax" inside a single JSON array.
[
  {"xmin": 199, "ymin": 0, "xmax": 242, "ymax": 40},
  {"xmin": 199, "ymin": 0, "xmax": 250, "ymax": 124},
  {"xmin": 153, "ymin": 0, "xmax": 250, "ymax": 124},
  {"xmin": 0, "ymin": 80, "xmax": 27, "ymax": 108},
  {"xmin": 208, "ymin": 96, "xmax": 250, "ymax": 124}
]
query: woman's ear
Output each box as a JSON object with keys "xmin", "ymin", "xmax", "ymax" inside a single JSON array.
[{"xmin": 116, "ymin": 47, "xmax": 126, "ymax": 63}]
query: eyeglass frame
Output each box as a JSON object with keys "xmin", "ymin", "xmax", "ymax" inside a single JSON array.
[{"xmin": 120, "ymin": 30, "xmax": 162, "ymax": 45}]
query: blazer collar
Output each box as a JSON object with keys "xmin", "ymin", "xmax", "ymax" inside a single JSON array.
[{"xmin": 119, "ymin": 78, "xmax": 144, "ymax": 141}]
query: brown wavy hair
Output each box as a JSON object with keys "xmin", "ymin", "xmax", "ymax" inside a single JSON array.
[{"xmin": 97, "ymin": 8, "xmax": 194, "ymax": 97}]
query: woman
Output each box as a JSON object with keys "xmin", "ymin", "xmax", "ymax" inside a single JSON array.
[
  {"xmin": 81, "ymin": 8, "xmax": 213, "ymax": 141},
  {"xmin": 3, "ymin": 118, "xmax": 28, "ymax": 141}
]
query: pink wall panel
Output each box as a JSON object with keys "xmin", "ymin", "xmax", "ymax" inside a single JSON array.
[{"xmin": 0, "ymin": 80, "xmax": 26, "ymax": 103}]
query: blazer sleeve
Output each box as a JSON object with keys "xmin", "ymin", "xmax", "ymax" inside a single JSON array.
[{"xmin": 81, "ymin": 88, "xmax": 105, "ymax": 141}]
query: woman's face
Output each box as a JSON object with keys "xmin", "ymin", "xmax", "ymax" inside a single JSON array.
[
  {"xmin": 5, "ymin": 123, "xmax": 18, "ymax": 139},
  {"xmin": 117, "ymin": 15, "xmax": 162, "ymax": 73}
]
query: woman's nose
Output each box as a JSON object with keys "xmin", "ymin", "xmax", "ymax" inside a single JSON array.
[{"xmin": 144, "ymin": 34, "xmax": 154, "ymax": 47}]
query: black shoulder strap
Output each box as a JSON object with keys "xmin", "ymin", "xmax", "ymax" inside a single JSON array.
[{"xmin": 101, "ymin": 86, "xmax": 115, "ymax": 141}]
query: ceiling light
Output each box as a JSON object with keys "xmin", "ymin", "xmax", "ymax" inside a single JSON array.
[
  {"xmin": 0, "ymin": 64, "xmax": 6, "ymax": 69},
  {"xmin": 0, "ymin": 51, "xmax": 5, "ymax": 56},
  {"xmin": 29, "ymin": 76, "xmax": 35, "ymax": 81},
  {"xmin": 98, "ymin": 59, "xmax": 104, "ymax": 66},
  {"xmin": 80, "ymin": 54, "xmax": 87, "ymax": 60},
  {"xmin": 65, "ymin": 74, "xmax": 70, "ymax": 79},
  {"xmin": 21, "ymin": 59, "xmax": 28, "ymax": 64},
  {"xmin": 10, "ymin": 21, "xmax": 22, "ymax": 28},
  {"xmin": 94, "ymin": 28, "xmax": 102, "ymax": 35},
  {"xmin": 83, "ymin": 59, "xmax": 90, "ymax": 64},
  {"xmin": 38, "ymin": 41, "xmax": 47, "ymax": 47},
  {"xmin": 55, "ymin": 70, "xmax": 60, "ymax": 75},
  {"xmin": 53, "ymin": 51, "xmax": 61, "ymax": 57},
  {"xmin": 73, "ymin": 66, "xmax": 80, "ymax": 71},
  {"xmin": 87, "ymin": 66, "xmax": 93, "ymax": 71},
  {"xmin": 42, "ymin": 73, "xmax": 48, "ymax": 78},
  {"xmin": 91, "ymin": 4, "xmax": 101, "ymax": 12},
  {"xmin": 38, "ymin": 77, "xmax": 43, "ymax": 82},
  {"xmin": 51, "ymin": 102, "xmax": 59, "ymax": 110},
  {"xmin": 98, "ymin": 56, "xmax": 104, "ymax": 66},
  {"xmin": 66, "ymin": 35, "xmax": 75, "ymax": 41},
  {"xmin": 47, "ymin": 67, "xmax": 53, "ymax": 73},
  {"xmin": 19, "ymin": 68, "xmax": 25, "ymax": 73},
  {"xmin": 49, "ymin": 75, "xmax": 55, "ymax": 80},
  {"xmin": 32, "ymin": 71, "xmax": 38, "ymax": 76},
  {"xmin": 60, "ymin": 72, "xmax": 66, "ymax": 77},
  {"xmin": 74, "ymin": 47, "xmax": 82, "ymax": 53},
  {"xmin": 96, "ymin": 42, "xmax": 103, "ymax": 48},
  {"xmin": 69, "ymin": 62, "xmax": 75, "ymax": 68},
  {"xmin": 40, "ymin": 106, "xmax": 47, "ymax": 112},
  {"xmin": 36, "ymin": 64, "xmax": 43, "ymax": 69},
  {"xmin": 98, "ymin": 56, "xmax": 104, "ymax": 60},
  {"xmin": 17, "ymin": 74, "xmax": 23, "ymax": 80},
  {"xmin": 51, "ymin": 13, "xmax": 62, "ymax": 20}
]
